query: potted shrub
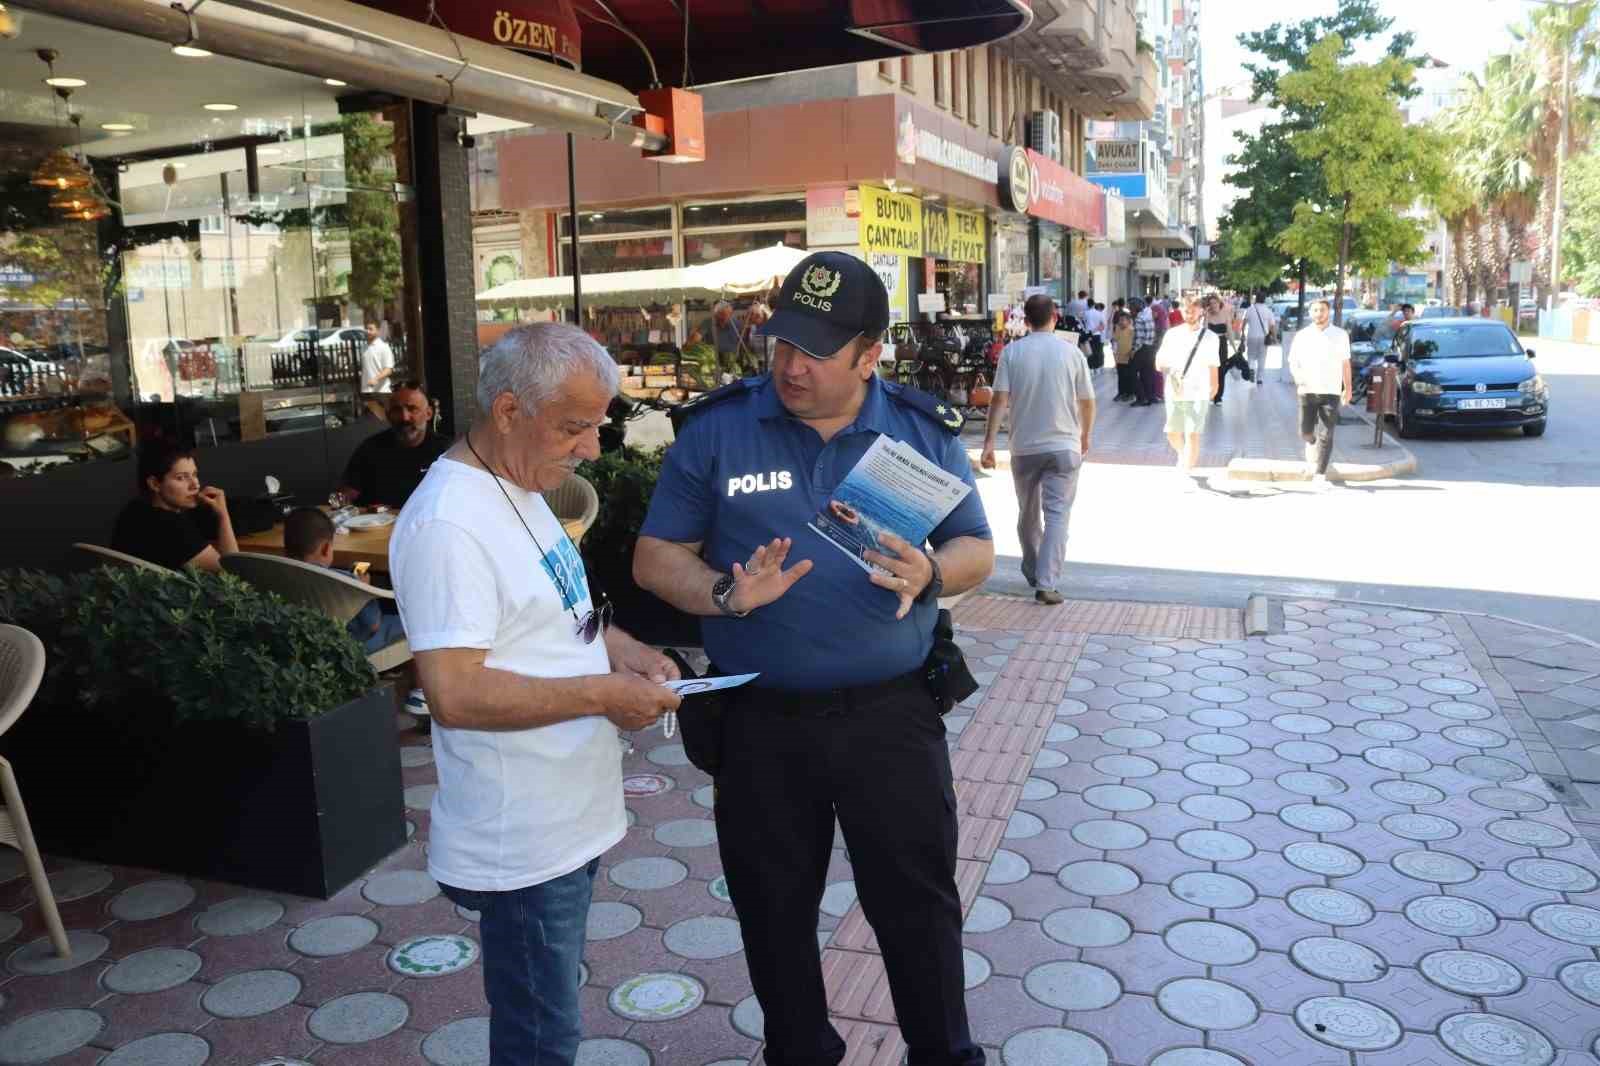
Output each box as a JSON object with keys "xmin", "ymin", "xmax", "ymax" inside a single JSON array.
[
  {"xmin": 0, "ymin": 567, "xmax": 407, "ymax": 899},
  {"xmin": 578, "ymin": 445, "xmax": 701, "ymax": 647}
]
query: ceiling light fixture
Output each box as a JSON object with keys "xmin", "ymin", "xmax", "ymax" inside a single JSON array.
[
  {"xmin": 171, "ymin": 1, "xmax": 211, "ymax": 57},
  {"xmin": 203, "ymin": 102, "xmax": 238, "ymax": 111},
  {"xmin": 100, "ymin": 122, "xmax": 135, "ymax": 132},
  {"xmin": 43, "ymin": 76, "xmax": 86, "ymax": 88},
  {"xmin": 324, "ymin": 78, "xmax": 348, "ymax": 87},
  {"xmin": 172, "ymin": 44, "xmax": 212, "ymax": 58}
]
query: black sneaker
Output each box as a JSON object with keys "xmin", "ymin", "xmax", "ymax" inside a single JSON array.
[{"xmin": 1035, "ymin": 589, "xmax": 1064, "ymax": 605}]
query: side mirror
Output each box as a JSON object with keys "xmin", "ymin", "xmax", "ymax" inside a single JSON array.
[{"xmin": 1524, "ymin": 348, "xmax": 1536, "ymax": 359}]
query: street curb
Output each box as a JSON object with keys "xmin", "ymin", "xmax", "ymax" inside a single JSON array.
[
  {"xmin": 1244, "ymin": 594, "xmax": 1273, "ymax": 636},
  {"xmin": 1225, "ymin": 405, "xmax": 1418, "ymax": 483}
]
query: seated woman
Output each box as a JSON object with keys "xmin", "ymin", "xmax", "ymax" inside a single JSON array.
[{"xmin": 111, "ymin": 441, "xmax": 238, "ymax": 571}]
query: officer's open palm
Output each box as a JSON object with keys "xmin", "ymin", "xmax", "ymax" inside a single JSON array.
[
  {"xmin": 603, "ymin": 673, "xmax": 681, "ymax": 731},
  {"xmin": 730, "ymin": 537, "xmax": 812, "ymax": 612}
]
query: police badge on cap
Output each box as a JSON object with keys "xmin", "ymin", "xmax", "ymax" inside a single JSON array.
[{"xmin": 765, "ymin": 251, "xmax": 891, "ymax": 359}]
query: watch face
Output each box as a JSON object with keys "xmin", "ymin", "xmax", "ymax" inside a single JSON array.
[{"xmin": 712, "ymin": 574, "xmax": 735, "ymax": 600}]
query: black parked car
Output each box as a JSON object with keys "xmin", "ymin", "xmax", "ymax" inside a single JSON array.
[{"xmin": 1387, "ymin": 318, "xmax": 1548, "ymax": 438}]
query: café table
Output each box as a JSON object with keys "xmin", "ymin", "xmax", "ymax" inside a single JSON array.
[{"xmin": 237, "ymin": 511, "xmax": 587, "ymax": 574}]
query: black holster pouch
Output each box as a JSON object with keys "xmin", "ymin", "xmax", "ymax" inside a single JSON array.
[
  {"xmin": 663, "ymin": 648, "xmax": 726, "ymax": 777},
  {"xmin": 923, "ymin": 608, "xmax": 979, "ymax": 715}
]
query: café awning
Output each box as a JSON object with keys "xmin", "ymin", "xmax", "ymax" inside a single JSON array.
[{"xmin": 478, "ymin": 243, "xmax": 806, "ymax": 311}]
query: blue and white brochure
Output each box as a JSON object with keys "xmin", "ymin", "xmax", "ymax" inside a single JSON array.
[{"xmin": 808, "ymin": 435, "xmax": 971, "ymax": 573}]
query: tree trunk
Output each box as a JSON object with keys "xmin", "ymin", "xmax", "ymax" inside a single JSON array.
[
  {"xmin": 1334, "ymin": 197, "xmax": 1351, "ymax": 328},
  {"xmin": 1296, "ymin": 259, "xmax": 1307, "ymax": 329}
]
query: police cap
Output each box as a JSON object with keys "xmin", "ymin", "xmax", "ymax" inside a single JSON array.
[{"xmin": 764, "ymin": 251, "xmax": 890, "ymax": 359}]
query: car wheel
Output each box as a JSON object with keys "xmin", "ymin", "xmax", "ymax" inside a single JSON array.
[
  {"xmin": 1522, "ymin": 420, "xmax": 1546, "ymax": 438},
  {"xmin": 1395, "ymin": 401, "xmax": 1418, "ymax": 439}
]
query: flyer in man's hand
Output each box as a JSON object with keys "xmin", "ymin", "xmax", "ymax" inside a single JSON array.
[{"xmin": 808, "ymin": 436, "xmax": 971, "ymax": 573}]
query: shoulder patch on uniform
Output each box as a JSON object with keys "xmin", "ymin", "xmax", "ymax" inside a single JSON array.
[
  {"xmin": 668, "ymin": 378, "xmax": 753, "ymax": 434},
  {"xmin": 884, "ymin": 381, "xmax": 964, "ymax": 434}
]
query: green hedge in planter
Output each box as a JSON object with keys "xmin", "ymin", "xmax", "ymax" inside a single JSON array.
[
  {"xmin": 577, "ymin": 445, "xmax": 665, "ymax": 572},
  {"xmin": 0, "ymin": 567, "xmax": 377, "ymax": 733}
]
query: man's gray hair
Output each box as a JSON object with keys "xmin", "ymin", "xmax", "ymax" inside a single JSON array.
[
  {"xmin": 713, "ymin": 299, "xmax": 733, "ymax": 314},
  {"xmin": 476, "ymin": 323, "xmax": 619, "ymax": 415}
]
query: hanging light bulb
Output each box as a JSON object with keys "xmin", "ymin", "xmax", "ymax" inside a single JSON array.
[{"xmin": 31, "ymin": 148, "xmax": 91, "ymax": 190}]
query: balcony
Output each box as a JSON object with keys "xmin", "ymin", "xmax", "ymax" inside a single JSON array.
[
  {"xmin": 1038, "ymin": 0, "xmax": 1108, "ymax": 69},
  {"xmin": 1014, "ymin": 0, "xmax": 1154, "ymax": 123}
]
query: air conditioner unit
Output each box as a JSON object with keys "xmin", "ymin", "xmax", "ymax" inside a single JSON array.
[{"xmin": 1026, "ymin": 110, "xmax": 1062, "ymax": 164}]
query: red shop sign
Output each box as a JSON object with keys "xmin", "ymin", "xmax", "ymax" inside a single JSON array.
[
  {"xmin": 355, "ymin": 0, "xmax": 581, "ymax": 69},
  {"xmin": 997, "ymin": 147, "xmax": 1105, "ymax": 238}
]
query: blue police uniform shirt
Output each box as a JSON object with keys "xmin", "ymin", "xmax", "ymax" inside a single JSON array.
[{"xmin": 639, "ymin": 374, "xmax": 992, "ymax": 691}]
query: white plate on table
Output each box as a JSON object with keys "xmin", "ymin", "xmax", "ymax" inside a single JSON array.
[{"xmin": 342, "ymin": 513, "xmax": 396, "ymax": 530}]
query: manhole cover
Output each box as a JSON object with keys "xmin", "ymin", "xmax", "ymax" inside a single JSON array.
[
  {"xmin": 1156, "ymin": 978, "xmax": 1258, "ymax": 1030},
  {"xmin": 1295, "ymin": 996, "xmax": 1402, "ymax": 1051},
  {"xmin": 1420, "ymin": 950, "xmax": 1523, "ymax": 996},
  {"xmin": 389, "ymin": 935, "xmax": 478, "ymax": 978},
  {"xmin": 1508, "ymin": 858, "xmax": 1598, "ymax": 893},
  {"xmin": 1439, "ymin": 1013, "xmax": 1556, "ymax": 1066},
  {"xmin": 1405, "ymin": 896, "xmax": 1498, "ymax": 937},
  {"xmin": 1290, "ymin": 937, "xmax": 1385, "ymax": 982},
  {"xmin": 1392, "ymin": 850, "xmax": 1477, "ymax": 885},
  {"xmin": 608, "ymin": 972, "xmax": 706, "ymax": 1021},
  {"xmin": 1287, "ymin": 887, "xmax": 1373, "ymax": 927},
  {"xmin": 1279, "ymin": 804, "xmax": 1355, "ymax": 833},
  {"xmin": 1487, "ymin": 820, "xmax": 1570, "ymax": 849},
  {"xmin": 1529, "ymin": 904, "xmax": 1600, "ymax": 946}
]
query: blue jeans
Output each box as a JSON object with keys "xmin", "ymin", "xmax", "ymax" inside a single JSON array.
[
  {"xmin": 438, "ymin": 859, "xmax": 598, "ymax": 1066},
  {"xmin": 348, "ymin": 600, "xmax": 406, "ymax": 655}
]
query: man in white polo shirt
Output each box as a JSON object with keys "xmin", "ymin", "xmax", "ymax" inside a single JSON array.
[{"xmin": 1287, "ymin": 299, "xmax": 1353, "ymax": 488}]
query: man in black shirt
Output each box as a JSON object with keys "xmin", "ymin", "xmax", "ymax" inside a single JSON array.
[
  {"xmin": 111, "ymin": 442, "xmax": 239, "ymax": 571},
  {"xmin": 339, "ymin": 381, "xmax": 450, "ymax": 509}
]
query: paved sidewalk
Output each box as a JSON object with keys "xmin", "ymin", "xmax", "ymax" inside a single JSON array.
[
  {"xmin": 966, "ymin": 354, "xmax": 1416, "ymax": 483},
  {"xmin": 4, "ymin": 594, "xmax": 1600, "ymax": 1065}
]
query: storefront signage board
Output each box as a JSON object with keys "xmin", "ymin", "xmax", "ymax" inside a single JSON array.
[
  {"xmin": 915, "ymin": 128, "xmax": 999, "ymax": 184},
  {"xmin": 918, "ymin": 292, "xmax": 947, "ymax": 313},
  {"xmin": 1093, "ymin": 140, "xmax": 1140, "ymax": 173},
  {"xmin": 866, "ymin": 251, "xmax": 908, "ymax": 323},
  {"xmin": 362, "ymin": 0, "xmax": 581, "ymax": 68},
  {"xmin": 807, "ymin": 186, "xmax": 861, "ymax": 247},
  {"xmin": 922, "ymin": 205, "xmax": 986, "ymax": 264},
  {"xmin": 998, "ymin": 147, "xmax": 1107, "ymax": 239},
  {"xmin": 859, "ymin": 185, "xmax": 924, "ymax": 257}
]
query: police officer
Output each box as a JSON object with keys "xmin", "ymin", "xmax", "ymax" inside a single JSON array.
[{"xmin": 634, "ymin": 251, "xmax": 994, "ymax": 1066}]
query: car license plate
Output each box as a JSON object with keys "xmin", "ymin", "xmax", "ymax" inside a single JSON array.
[{"xmin": 1458, "ymin": 398, "xmax": 1507, "ymax": 410}]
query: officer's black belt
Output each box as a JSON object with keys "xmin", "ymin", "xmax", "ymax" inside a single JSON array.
[{"xmin": 720, "ymin": 667, "xmax": 926, "ymax": 717}]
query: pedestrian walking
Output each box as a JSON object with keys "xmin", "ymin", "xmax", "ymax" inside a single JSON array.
[
  {"xmin": 981, "ymin": 294, "xmax": 1096, "ymax": 606},
  {"xmin": 360, "ymin": 321, "xmax": 395, "ymax": 393},
  {"xmin": 1084, "ymin": 300, "xmax": 1107, "ymax": 372},
  {"xmin": 1205, "ymin": 294, "xmax": 1233, "ymax": 405},
  {"xmin": 1154, "ymin": 295, "xmax": 1220, "ymax": 485},
  {"xmin": 1066, "ymin": 289, "xmax": 1090, "ymax": 323},
  {"xmin": 1286, "ymin": 298, "xmax": 1353, "ymax": 489},
  {"xmin": 390, "ymin": 324, "xmax": 682, "ymax": 1066},
  {"xmin": 1240, "ymin": 291, "xmax": 1277, "ymax": 386},
  {"xmin": 1130, "ymin": 298, "xmax": 1158, "ymax": 406},
  {"xmin": 634, "ymin": 251, "xmax": 995, "ymax": 1066}
]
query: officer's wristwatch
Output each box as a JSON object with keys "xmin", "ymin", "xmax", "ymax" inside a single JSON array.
[
  {"xmin": 915, "ymin": 551, "xmax": 944, "ymax": 606},
  {"xmin": 711, "ymin": 573, "xmax": 749, "ymax": 618}
]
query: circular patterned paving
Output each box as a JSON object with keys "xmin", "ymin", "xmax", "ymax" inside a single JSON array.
[
  {"xmin": 1364, "ymin": 747, "xmax": 1432, "ymax": 774},
  {"xmin": 1487, "ymin": 819, "xmax": 1571, "ymax": 849},
  {"xmin": 1274, "ymin": 740, "xmax": 1339, "ymax": 765},
  {"xmin": 1393, "ymin": 850, "xmax": 1477, "ymax": 885},
  {"xmin": 1196, "ymin": 665, "xmax": 1248, "ymax": 683},
  {"xmin": 1268, "ymin": 669, "xmax": 1323, "ymax": 686},
  {"xmin": 1280, "ymin": 803, "xmax": 1356, "ymax": 833},
  {"xmin": 1272, "ymin": 713, "xmax": 1333, "ymax": 736},
  {"xmin": 1043, "ymin": 907, "xmax": 1133, "ymax": 948},
  {"xmin": 964, "ymin": 897, "xmax": 1012, "ymax": 934},
  {"xmin": 1278, "ymin": 771, "xmax": 1346, "ymax": 797},
  {"xmin": 1287, "ymin": 887, "xmax": 1374, "ymax": 927},
  {"xmin": 1118, "ymin": 681, "xmax": 1173, "ymax": 699},
  {"xmin": 1110, "ymin": 703, "xmax": 1165, "ymax": 723},
  {"xmin": 1471, "ymin": 787, "xmax": 1549, "ymax": 813},
  {"xmin": 1346, "ymin": 676, "xmax": 1399, "ymax": 692},
  {"xmin": 708, "ymin": 876, "xmax": 731, "ymax": 904},
  {"xmin": 107, "ymin": 880, "xmax": 195, "ymax": 922},
  {"xmin": 1156, "ymin": 978, "xmax": 1258, "ymax": 1030},
  {"xmin": 964, "ymin": 948, "xmax": 991, "ymax": 990},
  {"xmin": 1406, "ymin": 896, "xmax": 1498, "ymax": 937},
  {"xmin": 623, "ymin": 773, "xmax": 673, "ymax": 798},
  {"xmin": 1188, "ymin": 734, "xmax": 1250, "ymax": 756},
  {"xmin": 1284, "ymin": 841, "xmax": 1363, "ymax": 877},
  {"xmin": 1329, "ymin": 620, "xmax": 1377, "ymax": 635},
  {"xmin": 1421, "ymin": 677, "xmax": 1479, "ymax": 696},
  {"xmin": 1405, "ymin": 640, "xmax": 1453, "ymax": 655},
  {"xmin": 820, "ymin": 882, "xmax": 858, "ymax": 918},
  {"xmin": 1267, "ymin": 634, "xmax": 1315, "ymax": 648},
  {"xmin": 1001, "ymin": 1028, "xmax": 1108, "ymax": 1066},
  {"xmin": 646, "ymin": 743, "xmax": 691, "ymax": 767},
  {"xmin": 1058, "ymin": 698, "xmax": 1090, "ymax": 717},
  {"xmin": 1295, "ymin": 996, "xmax": 1402, "ymax": 1051},
  {"xmin": 1034, "ymin": 749, "xmax": 1070, "ymax": 769},
  {"xmin": 1439, "ymin": 1013, "xmax": 1556, "ymax": 1066},
  {"xmin": 1123, "ymin": 661, "xmax": 1174, "ymax": 677},
  {"xmin": 1083, "ymin": 784, "xmax": 1155, "ymax": 813},
  {"xmin": 1351, "ymin": 695, "xmax": 1408, "ymax": 714},
  {"xmin": 608, "ymin": 972, "xmax": 706, "ymax": 1021},
  {"xmin": 1022, "ymin": 777, "xmax": 1060, "ymax": 801},
  {"xmin": 204, "ymin": 969, "xmax": 302, "ymax": 1017},
  {"xmin": 33, "ymin": 865, "xmax": 112, "ymax": 904},
  {"xmin": 654, "ymin": 819, "xmax": 718, "ymax": 848},
  {"xmin": 1340, "ymin": 655, "xmax": 1391, "ymax": 671},
  {"xmin": 289, "ymin": 915, "xmax": 379, "ymax": 958},
  {"xmin": 420, "ymin": 1017, "xmax": 489, "ymax": 1066},
  {"xmin": 103, "ymin": 1033, "xmax": 209, "ymax": 1066},
  {"xmin": 102, "ymin": 947, "xmax": 202, "ymax": 994},
  {"xmin": 1373, "ymin": 779, "xmax": 1446, "ymax": 806},
  {"xmin": 8, "ymin": 931, "xmax": 108, "ymax": 976},
  {"xmin": 1290, "ymin": 937, "xmax": 1385, "ymax": 982},
  {"xmin": 1102, "ymin": 727, "xmax": 1163, "ymax": 750},
  {"xmin": 195, "ymin": 896, "xmax": 283, "ymax": 937},
  {"xmin": 1420, "ymin": 950, "xmax": 1523, "ymax": 996},
  {"xmin": 1191, "ymin": 708, "xmax": 1249, "ymax": 728},
  {"xmin": 1183, "ymin": 762, "xmax": 1251, "ymax": 788},
  {"xmin": 1381, "ymin": 813, "xmax": 1461, "ymax": 842},
  {"xmin": 1443, "ymin": 725, "xmax": 1509, "ymax": 749},
  {"xmin": 986, "ymin": 850, "xmax": 1031, "ymax": 884},
  {"xmin": 1180, "ymin": 795, "xmax": 1254, "ymax": 823},
  {"xmin": 1267, "ymin": 651, "xmax": 1318, "ymax": 668},
  {"xmin": 1150, "ymin": 1051, "xmax": 1247, "ymax": 1066},
  {"xmin": 390, "ymin": 934, "xmax": 479, "ymax": 978},
  {"xmin": 1058, "ymin": 860, "xmax": 1140, "ymax": 897},
  {"xmin": 398, "ymin": 744, "xmax": 434, "ymax": 768},
  {"xmin": 1171, "ymin": 872, "xmax": 1257, "ymax": 909},
  {"xmin": 1397, "ymin": 624, "xmax": 1446, "ymax": 638},
  {"xmin": 663, "ymin": 916, "xmax": 743, "ymax": 959},
  {"xmin": 1023, "ymin": 960, "xmax": 1122, "ymax": 1010},
  {"xmin": 1432, "ymin": 701, "xmax": 1494, "ymax": 721},
  {"xmin": 1164, "ymin": 921, "xmax": 1257, "ymax": 965},
  {"xmin": 692, "ymin": 784, "xmax": 716, "ymax": 809},
  {"xmin": 1357, "ymin": 720, "xmax": 1418, "ymax": 742},
  {"xmin": 731, "ymin": 995, "xmax": 763, "ymax": 1040},
  {"xmin": 587, "ymin": 901, "xmax": 644, "ymax": 941},
  {"xmin": 308, "ymin": 991, "xmax": 409, "ymax": 1044},
  {"xmin": 1557, "ymin": 960, "xmax": 1600, "ymax": 1006},
  {"xmin": 1176, "ymin": 829, "xmax": 1254, "ymax": 862},
  {"xmin": 363, "ymin": 869, "xmax": 440, "ymax": 907},
  {"xmin": 1046, "ymin": 723, "xmax": 1081, "ymax": 744},
  {"xmin": 1071, "ymin": 819, "xmax": 1149, "ymax": 850},
  {"xmin": 609, "ymin": 857, "xmax": 688, "ymax": 891},
  {"xmin": 1093, "ymin": 754, "xmax": 1159, "ymax": 779},
  {"xmin": 1006, "ymin": 810, "xmax": 1046, "ymax": 840},
  {"xmin": 1530, "ymin": 904, "xmax": 1600, "ymax": 946},
  {"xmin": 1455, "ymin": 755, "xmax": 1527, "ymax": 783},
  {"xmin": 577, "ymin": 1039, "xmax": 651, "ymax": 1066},
  {"xmin": 0, "ymin": 1008, "xmax": 104, "ymax": 1061},
  {"xmin": 1270, "ymin": 690, "xmax": 1329, "ymax": 710},
  {"xmin": 1193, "ymin": 686, "xmax": 1250, "ymax": 704},
  {"xmin": 1508, "ymin": 858, "xmax": 1598, "ymax": 893},
  {"xmin": 403, "ymin": 784, "xmax": 437, "ymax": 810}
]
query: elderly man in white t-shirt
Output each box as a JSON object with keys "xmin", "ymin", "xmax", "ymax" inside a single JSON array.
[
  {"xmin": 390, "ymin": 323, "xmax": 682, "ymax": 1065},
  {"xmin": 1154, "ymin": 294, "xmax": 1220, "ymax": 484},
  {"xmin": 1287, "ymin": 299, "xmax": 1353, "ymax": 488}
]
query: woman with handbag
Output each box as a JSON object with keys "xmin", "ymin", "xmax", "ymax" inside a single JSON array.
[
  {"xmin": 1205, "ymin": 294, "xmax": 1235, "ymax": 405},
  {"xmin": 1241, "ymin": 292, "xmax": 1278, "ymax": 387}
]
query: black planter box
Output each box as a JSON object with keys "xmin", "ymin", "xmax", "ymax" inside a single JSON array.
[{"xmin": 5, "ymin": 686, "xmax": 406, "ymax": 899}]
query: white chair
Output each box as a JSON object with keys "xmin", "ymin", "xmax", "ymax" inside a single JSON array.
[
  {"xmin": 220, "ymin": 553, "xmax": 412, "ymax": 673},
  {"xmin": 0, "ymin": 625, "xmax": 71, "ymax": 960},
  {"xmin": 72, "ymin": 542, "xmax": 181, "ymax": 576},
  {"xmin": 543, "ymin": 473, "xmax": 600, "ymax": 544}
]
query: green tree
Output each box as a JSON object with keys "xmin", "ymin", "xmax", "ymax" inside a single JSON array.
[
  {"xmin": 1276, "ymin": 36, "xmax": 1453, "ymax": 324},
  {"xmin": 1563, "ymin": 148, "xmax": 1600, "ymax": 295},
  {"xmin": 340, "ymin": 113, "xmax": 403, "ymax": 321}
]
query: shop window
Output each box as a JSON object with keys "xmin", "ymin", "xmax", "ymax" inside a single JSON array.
[
  {"xmin": 901, "ymin": 57, "xmax": 913, "ymax": 90},
  {"xmin": 951, "ymin": 53, "xmax": 963, "ymax": 119},
  {"xmin": 559, "ymin": 236, "xmax": 674, "ymax": 276},
  {"xmin": 987, "ymin": 49, "xmax": 1000, "ymax": 136},
  {"xmin": 682, "ymin": 197, "xmax": 804, "ymax": 228},
  {"xmin": 1000, "ymin": 56, "xmax": 1012, "ymax": 139},
  {"xmin": 682, "ymin": 229, "xmax": 804, "ymax": 266},
  {"xmin": 878, "ymin": 60, "xmax": 895, "ymax": 82},
  {"xmin": 966, "ymin": 51, "xmax": 979, "ymax": 127},
  {"xmin": 558, "ymin": 206, "xmax": 671, "ymax": 239},
  {"xmin": 933, "ymin": 52, "xmax": 946, "ymax": 107}
]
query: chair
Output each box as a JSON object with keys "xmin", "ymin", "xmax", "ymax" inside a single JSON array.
[
  {"xmin": 543, "ymin": 473, "xmax": 600, "ymax": 544},
  {"xmin": 220, "ymin": 553, "xmax": 412, "ymax": 673},
  {"xmin": 72, "ymin": 543, "xmax": 181, "ymax": 576},
  {"xmin": 0, "ymin": 625, "xmax": 71, "ymax": 960}
]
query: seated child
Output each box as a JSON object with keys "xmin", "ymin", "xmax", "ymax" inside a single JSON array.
[{"xmin": 282, "ymin": 506, "xmax": 406, "ymax": 655}]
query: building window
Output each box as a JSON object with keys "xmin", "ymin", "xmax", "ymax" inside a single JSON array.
[
  {"xmin": 1000, "ymin": 55, "xmax": 1011, "ymax": 139},
  {"xmin": 987, "ymin": 48, "xmax": 1000, "ymax": 135},
  {"xmin": 967, "ymin": 50, "xmax": 979, "ymax": 127},
  {"xmin": 951, "ymin": 53, "xmax": 963, "ymax": 118},
  {"xmin": 901, "ymin": 57, "xmax": 913, "ymax": 89},
  {"xmin": 878, "ymin": 60, "xmax": 895, "ymax": 82},
  {"xmin": 934, "ymin": 51, "xmax": 946, "ymax": 107}
]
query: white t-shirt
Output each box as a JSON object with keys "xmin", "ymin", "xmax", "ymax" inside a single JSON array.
[
  {"xmin": 389, "ymin": 457, "xmax": 623, "ymax": 892},
  {"xmin": 1242, "ymin": 302, "xmax": 1277, "ymax": 348},
  {"xmin": 361, "ymin": 339, "xmax": 395, "ymax": 393},
  {"xmin": 1289, "ymin": 324, "xmax": 1351, "ymax": 396},
  {"xmin": 1085, "ymin": 306, "xmax": 1107, "ymax": 338},
  {"xmin": 1154, "ymin": 323, "xmax": 1220, "ymax": 402},
  {"xmin": 992, "ymin": 330, "xmax": 1096, "ymax": 456}
]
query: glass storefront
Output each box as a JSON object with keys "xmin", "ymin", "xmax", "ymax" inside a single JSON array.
[{"xmin": 1, "ymin": 11, "xmax": 417, "ymax": 480}]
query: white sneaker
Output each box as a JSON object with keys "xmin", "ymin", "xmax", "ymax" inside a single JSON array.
[
  {"xmin": 1309, "ymin": 473, "xmax": 1330, "ymax": 491},
  {"xmin": 405, "ymin": 688, "xmax": 431, "ymax": 716}
]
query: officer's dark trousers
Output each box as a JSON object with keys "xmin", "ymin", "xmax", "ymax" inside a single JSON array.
[{"xmin": 715, "ymin": 680, "xmax": 982, "ymax": 1066}]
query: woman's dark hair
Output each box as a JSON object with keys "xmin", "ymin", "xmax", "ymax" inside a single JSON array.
[{"xmin": 137, "ymin": 441, "xmax": 194, "ymax": 495}]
